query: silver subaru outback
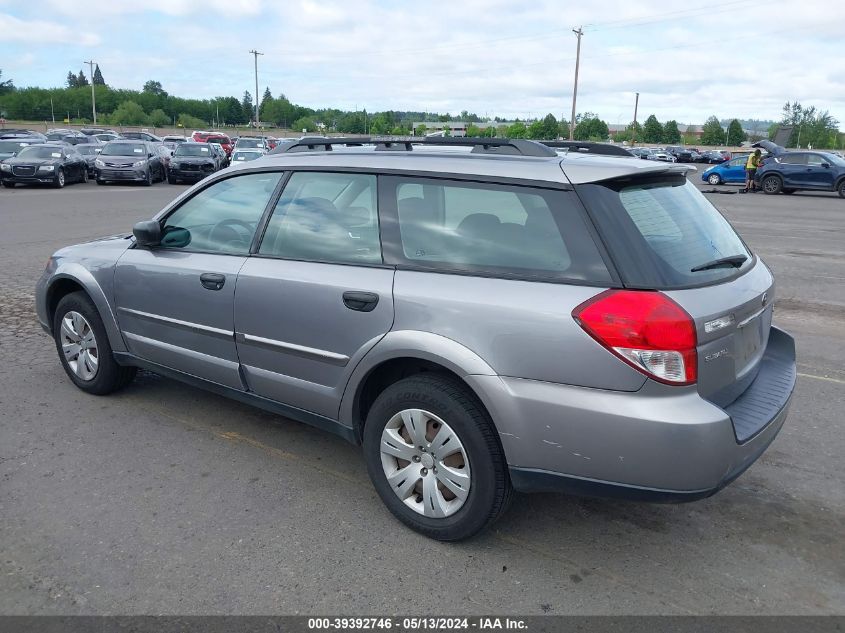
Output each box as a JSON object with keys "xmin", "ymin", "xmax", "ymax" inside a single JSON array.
[{"xmin": 35, "ymin": 137, "xmax": 796, "ymax": 541}]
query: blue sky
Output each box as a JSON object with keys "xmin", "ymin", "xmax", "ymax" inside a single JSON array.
[{"xmin": 1, "ymin": 0, "xmax": 843, "ymax": 127}]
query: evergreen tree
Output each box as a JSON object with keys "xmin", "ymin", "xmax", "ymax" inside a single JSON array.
[
  {"xmin": 93, "ymin": 64, "xmax": 105, "ymax": 85},
  {"xmin": 77, "ymin": 70, "xmax": 89, "ymax": 87},
  {"xmin": 700, "ymin": 115, "xmax": 726, "ymax": 146},
  {"xmin": 642, "ymin": 114, "xmax": 663, "ymax": 143},
  {"xmin": 662, "ymin": 120, "xmax": 681, "ymax": 144},
  {"xmin": 727, "ymin": 119, "xmax": 746, "ymax": 146},
  {"xmin": 242, "ymin": 91, "xmax": 254, "ymax": 122},
  {"xmin": 66, "ymin": 71, "xmax": 78, "ymax": 88}
]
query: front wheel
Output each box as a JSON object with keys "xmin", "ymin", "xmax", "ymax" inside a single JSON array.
[
  {"xmin": 762, "ymin": 175, "xmax": 783, "ymax": 194},
  {"xmin": 53, "ymin": 292, "xmax": 137, "ymax": 395},
  {"xmin": 838, "ymin": 181, "xmax": 845, "ymax": 198},
  {"xmin": 80, "ymin": 168, "xmax": 89, "ymax": 184},
  {"xmin": 142, "ymin": 169, "xmax": 152, "ymax": 186},
  {"xmin": 363, "ymin": 374, "xmax": 512, "ymax": 541},
  {"xmin": 707, "ymin": 173, "xmax": 722, "ymax": 185},
  {"xmin": 54, "ymin": 168, "xmax": 65, "ymax": 188}
]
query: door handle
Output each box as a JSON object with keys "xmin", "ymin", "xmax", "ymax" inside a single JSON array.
[
  {"xmin": 343, "ymin": 291, "xmax": 379, "ymax": 312},
  {"xmin": 200, "ymin": 273, "xmax": 226, "ymax": 291}
]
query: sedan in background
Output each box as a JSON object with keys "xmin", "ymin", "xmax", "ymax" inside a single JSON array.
[
  {"xmin": 119, "ymin": 131, "xmax": 163, "ymax": 143},
  {"xmin": 0, "ymin": 129, "xmax": 47, "ymax": 141},
  {"xmin": 234, "ymin": 137, "xmax": 268, "ymax": 151},
  {"xmin": 697, "ymin": 150, "xmax": 728, "ymax": 164},
  {"xmin": 93, "ymin": 133, "xmax": 120, "ymax": 143},
  {"xmin": 167, "ymin": 142, "xmax": 219, "ymax": 183},
  {"xmin": 230, "ymin": 149, "xmax": 265, "ymax": 164},
  {"xmin": 94, "ymin": 141, "xmax": 165, "ymax": 185},
  {"xmin": 45, "ymin": 131, "xmax": 90, "ymax": 145},
  {"xmin": 162, "ymin": 135, "xmax": 189, "ymax": 144},
  {"xmin": 74, "ymin": 143, "xmax": 103, "ymax": 177},
  {"xmin": 1, "ymin": 143, "xmax": 88, "ymax": 188},
  {"xmin": 646, "ymin": 149, "xmax": 676, "ymax": 162},
  {"xmin": 0, "ymin": 138, "xmax": 42, "ymax": 161}
]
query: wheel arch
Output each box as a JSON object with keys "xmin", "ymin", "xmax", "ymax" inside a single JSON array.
[
  {"xmin": 339, "ymin": 331, "xmax": 499, "ymax": 443},
  {"xmin": 45, "ymin": 267, "xmax": 127, "ymax": 353}
]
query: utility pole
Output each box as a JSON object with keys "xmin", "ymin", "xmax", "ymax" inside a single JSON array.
[
  {"xmin": 83, "ymin": 59, "xmax": 96, "ymax": 124},
  {"xmin": 569, "ymin": 27, "xmax": 583, "ymax": 141},
  {"xmin": 249, "ymin": 49, "xmax": 263, "ymax": 129},
  {"xmin": 631, "ymin": 92, "xmax": 639, "ymax": 146},
  {"xmin": 50, "ymin": 97, "xmax": 55, "ymax": 124}
]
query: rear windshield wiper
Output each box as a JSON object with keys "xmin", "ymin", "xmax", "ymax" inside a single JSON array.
[{"xmin": 690, "ymin": 254, "xmax": 748, "ymax": 272}]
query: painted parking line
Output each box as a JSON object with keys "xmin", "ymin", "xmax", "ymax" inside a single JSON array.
[{"xmin": 797, "ymin": 372, "xmax": 845, "ymax": 385}]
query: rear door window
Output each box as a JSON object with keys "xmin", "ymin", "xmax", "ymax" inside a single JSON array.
[
  {"xmin": 381, "ymin": 176, "xmax": 612, "ymax": 283},
  {"xmin": 576, "ymin": 178, "xmax": 752, "ymax": 288}
]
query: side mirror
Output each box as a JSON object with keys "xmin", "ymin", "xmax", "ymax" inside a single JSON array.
[
  {"xmin": 133, "ymin": 220, "xmax": 161, "ymax": 246},
  {"xmin": 160, "ymin": 226, "xmax": 191, "ymax": 248}
]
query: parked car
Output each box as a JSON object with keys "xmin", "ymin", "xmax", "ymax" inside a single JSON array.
[
  {"xmin": 234, "ymin": 137, "xmax": 268, "ymax": 151},
  {"xmin": 167, "ymin": 142, "xmax": 219, "ymax": 183},
  {"xmin": 0, "ymin": 138, "xmax": 42, "ymax": 160},
  {"xmin": 119, "ymin": 131, "xmax": 163, "ymax": 143},
  {"xmin": 646, "ymin": 149, "xmax": 676, "ymax": 162},
  {"xmin": 93, "ymin": 133, "xmax": 120, "ymax": 143},
  {"xmin": 755, "ymin": 149, "xmax": 845, "ymax": 197},
  {"xmin": 80, "ymin": 128, "xmax": 117, "ymax": 136},
  {"xmin": 208, "ymin": 141, "xmax": 229, "ymax": 167},
  {"xmin": 35, "ymin": 137, "xmax": 796, "ymax": 541},
  {"xmin": 1, "ymin": 143, "xmax": 88, "ymax": 187},
  {"xmin": 45, "ymin": 131, "xmax": 90, "ymax": 145},
  {"xmin": 0, "ymin": 129, "xmax": 47, "ymax": 141},
  {"xmin": 628, "ymin": 147, "xmax": 652, "ymax": 160},
  {"xmin": 94, "ymin": 140, "xmax": 165, "ymax": 185},
  {"xmin": 700, "ymin": 155, "xmax": 750, "ymax": 185},
  {"xmin": 162, "ymin": 135, "xmax": 189, "ymax": 144},
  {"xmin": 666, "ymin": 146, "xmax": 698, "ymax": 162},
  {"xmin": 193, "ymin": 131, "xmax": 233, "ymax": 156},
  {"xmin": 698, "ymin": 150, "xmax": 728, "ymax": 164},
  {"xmin": 230, "ymin": 149, "xmax": 265, "ymax": 163},
  {"xmin": 74, "ymin": 143, "xmax": 103, "ymax": 177}
]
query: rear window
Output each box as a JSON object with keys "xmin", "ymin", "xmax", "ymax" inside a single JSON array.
[
  {"xmin": 381, "ymin": 176, "xmax": 612, "ymax": 283},
  {"xmin": 577, "ymin": 178, "xmax": 752, "ymax": 288}
]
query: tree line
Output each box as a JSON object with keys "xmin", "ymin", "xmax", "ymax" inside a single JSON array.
[{"xmin": 0, "ymin": 70, "xmax": 840, "ymax": 148}]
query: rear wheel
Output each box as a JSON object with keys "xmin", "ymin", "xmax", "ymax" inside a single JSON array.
[
  {"xmin": 707, "ymin": 173, "xmax": 722, "ymax": 185},
  {"xmin": 762, "ymin": 175, "xmax": 782, "ymax": 195},
  {"xmin": 363, "ymin": 374, "xmax": 512, "ymax": 541},
  {"xmin": 53, "ymin": 292, "xmax": 137, "ymax": 395}
]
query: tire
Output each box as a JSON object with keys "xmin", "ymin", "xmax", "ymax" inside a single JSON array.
[
  {"xmin": 54, "ymin": 168, "xmax": 65, "ymax": 188},
  {"xmin": 761, "ymin": 175, "xmax": 782, "ymax": 195},
  {"xmin": 838, "ymin": 181, "xmax": 845, "ymax": 198},
  {"xmin": 53, "ymin": 291, "xmax": 137, "ymax": 395},
  {"xmin": 80, "ymin": 168, "xmax": 89, "ymax": 184},
  {"xmin": 142, "ymin": 169, "xmax": 152, "ymax": 186},
  {"xmin": 707, "ymin": 173, "xmax": 722, "ymax": 185},
  {"xmin": 167, "ymin": 173, "xmax": 177, "ymax": 184},
  {"xmin": 363, "ymin": 374, "xmax": 512, "ymax": 541},
  {"xmin": 782, "ymin": 188, "xmax": 796, "ymax": 195}
]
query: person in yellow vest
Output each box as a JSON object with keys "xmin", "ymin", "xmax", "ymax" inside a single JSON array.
[{"xmin": 744, "ymin": 149, "xmax": 762, "ymax": 193}]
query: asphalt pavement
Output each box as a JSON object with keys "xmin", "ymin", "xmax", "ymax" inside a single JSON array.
[{"xmin": 0, "ymin": 175, "xmax": 843, "ymax": 615}]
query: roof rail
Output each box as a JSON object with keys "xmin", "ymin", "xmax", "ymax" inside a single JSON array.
[
  {"xmin": 271, "ymin": 135, "xmax": 558, "ymax": 158},
  {"xmin": 541, "ymin": 141, "xmax": 633, "ymax": 157}
]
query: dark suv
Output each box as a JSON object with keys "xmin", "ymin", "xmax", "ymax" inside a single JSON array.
[{"xmin": 755, "ymin": 150, "xmax": 845, "ymax": 197}]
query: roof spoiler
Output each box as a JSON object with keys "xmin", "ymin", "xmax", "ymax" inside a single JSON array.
[{"xmin": 271, "ymin": 136, "xmax": 558, "ymax": 158}]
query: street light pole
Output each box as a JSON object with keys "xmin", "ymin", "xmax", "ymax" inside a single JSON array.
[
  {"xmin": 83, "ymin": 59, "xmax": 96, "ymax": 124},
  {"xmin": 569, "ymin": 27, "xmax": 583, "ymax": 141},
  {"xmin": 631, "ymin": 92, "xmax": 640, "ymax": 146},
  {"xmin": 249, "ymin": 49, "xmax": 263, "ymax": 129}
]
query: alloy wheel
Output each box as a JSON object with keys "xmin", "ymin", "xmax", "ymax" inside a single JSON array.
[
  {"xmin": 60, "ymin": 310, "xmax": 99, "ymax": 381},
  {"xmin": 380, "ymin": 408, "xmax": 471, "ymax": 518}
]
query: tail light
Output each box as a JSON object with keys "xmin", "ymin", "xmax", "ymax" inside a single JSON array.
[{"xmin": 573, "ymin": 290, "xmax": 697, "ymax": 385}]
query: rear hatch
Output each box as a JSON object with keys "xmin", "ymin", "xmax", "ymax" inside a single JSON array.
[{"xmin": 574, "ymin": 174, "xmax": 773, "ymax": 408}]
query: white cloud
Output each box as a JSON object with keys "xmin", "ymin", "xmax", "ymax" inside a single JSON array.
[{"xmin": 0, "ymin": 13, "xmax": 99, "ymax": 45}]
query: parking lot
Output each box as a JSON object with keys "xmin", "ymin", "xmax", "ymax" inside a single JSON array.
[{"xmin": 0, "ymin": 176, "xmax": 843, "ymax": 615}]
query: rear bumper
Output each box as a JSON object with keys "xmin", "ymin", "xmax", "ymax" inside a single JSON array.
[{"xmin": 468, "ymin": 326, "xmax": 796, "ymax": 499}]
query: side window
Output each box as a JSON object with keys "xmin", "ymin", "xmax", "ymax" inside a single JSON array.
[
  {"xmin": 806, "ymin": 154, "xmax": 826, "ymax": 166},
  {"xmin": 779, "ymin": 154, "xmax": 806, "ymax": 165},
  {"xmin": 258, "ymin": 172, "xmax": 381, "ymax": 264},
  {"xmin": 160, "ymin": 172, "xmax": 282, "ymax": 254},
  {"xmin": 386, "ymin": 176, "xmax": 611, "ymax": 282}
]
